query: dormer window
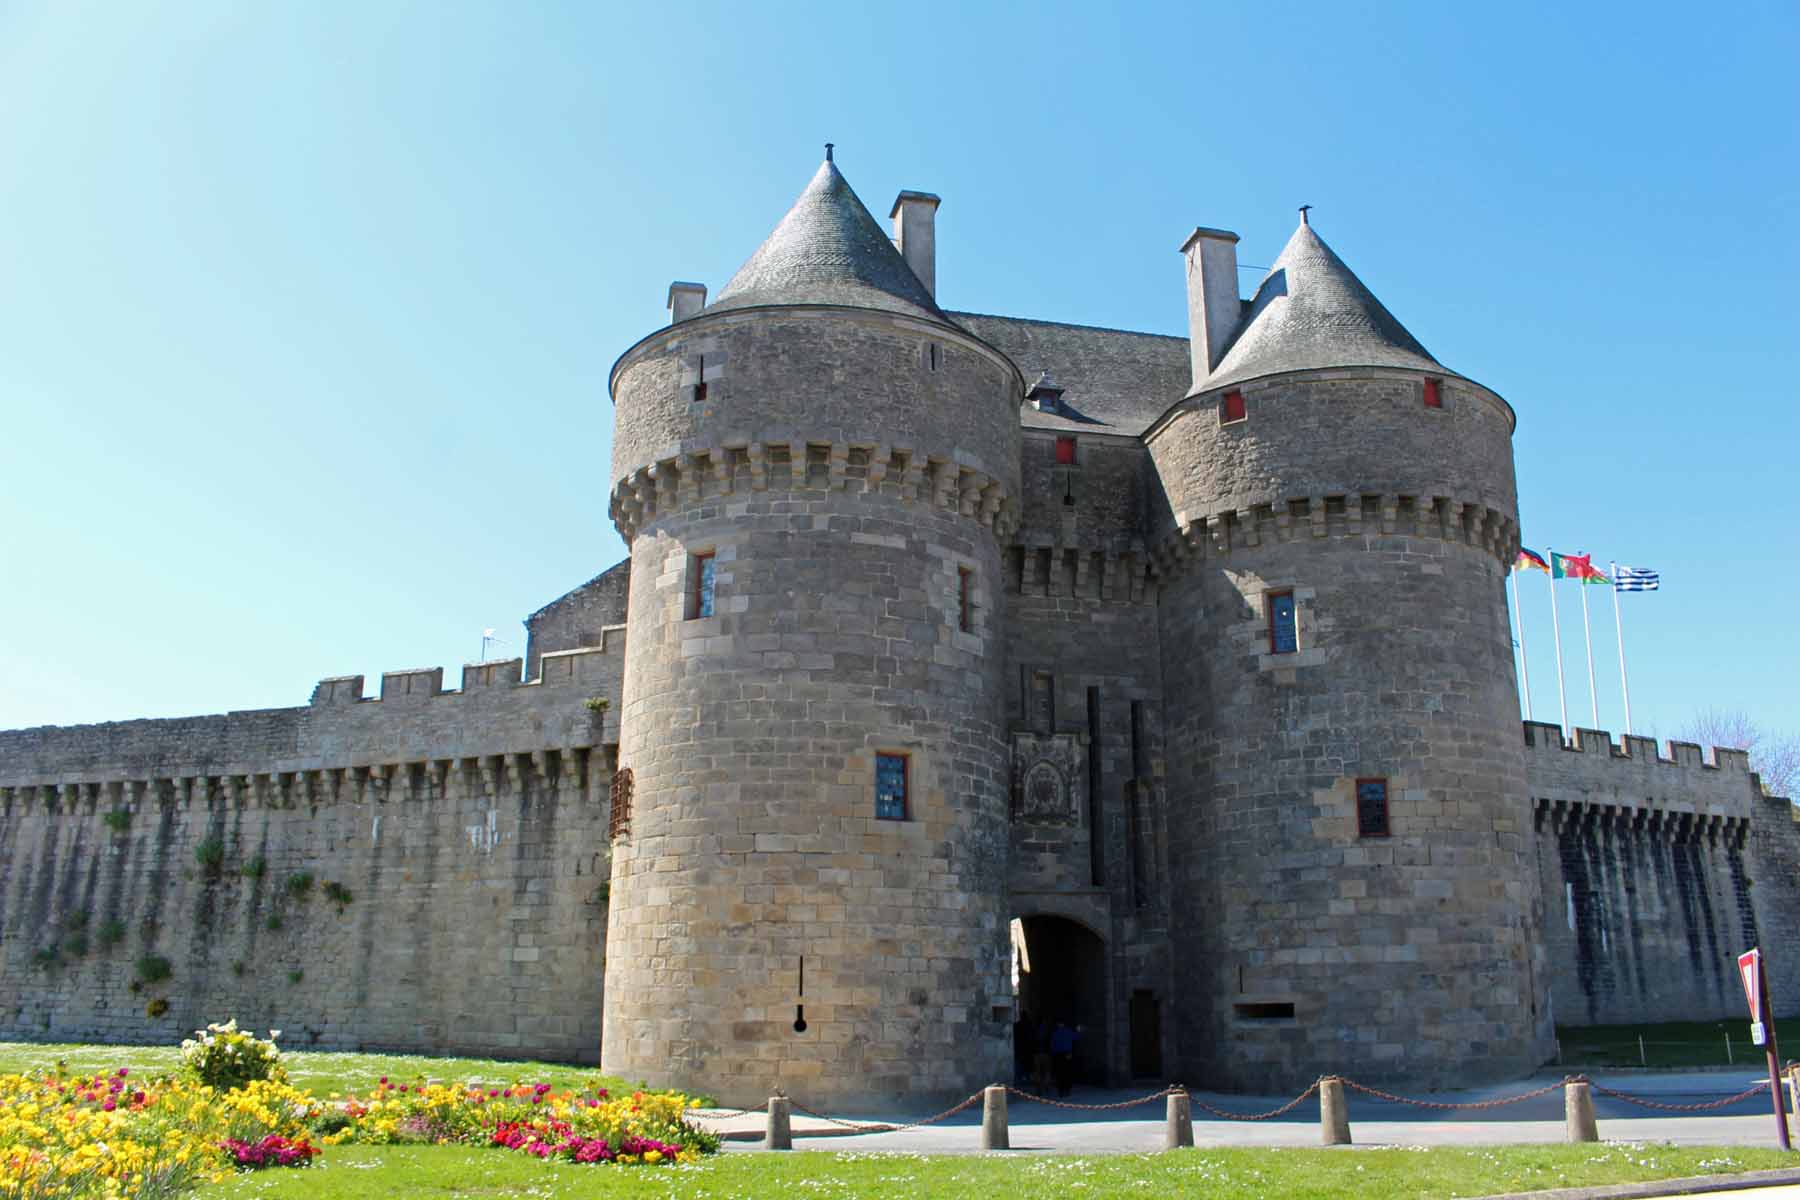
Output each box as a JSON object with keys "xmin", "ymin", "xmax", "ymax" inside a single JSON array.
[
  {"xmin": 1026, "ymin": 369, "xmax": 1066, "ymax": 415},
  {"xmin": 1221, "ymin": 391, "xmax": 1246, "ymax": 424}
]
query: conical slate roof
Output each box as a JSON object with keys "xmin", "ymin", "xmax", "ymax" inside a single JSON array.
[
  {"xmin": 705, "ymin": 155, "xmax": 944, "ymax": 321},
  {"xmin": 1204, "ymin": 221, "xmax": 1449, "ymax": 392}
]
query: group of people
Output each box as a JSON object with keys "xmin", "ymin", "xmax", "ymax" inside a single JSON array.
[{"xmin": 1013, "ymin": 1011, "xmax": 1081, "ymax": 1098}]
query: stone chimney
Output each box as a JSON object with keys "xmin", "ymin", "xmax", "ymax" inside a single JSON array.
[
  {"xmin": 667, "ymin": 281, "xmax": 707, "ymax": 324},
  {"xmin": 1179, "ymin": 227, "xmax": 1240, "ymax": 390},
  {"xmin": 889, "ymin": 191, "xmax": 941, "ymax": 299}
]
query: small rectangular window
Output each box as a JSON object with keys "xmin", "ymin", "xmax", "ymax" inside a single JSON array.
[
  {"xmin": 1267, "ymin": 590, "xmax": 1297, "ymax": 654},
  {"xmin": 1055, "ymin": 436, "xmax": 1076, "ymax": 465},
  {"xmin": 1356, "ymin": 778, "xmax": 1390, "ymax": 838},
  {"xmin": 875, "ymin": 753, "xmax": 908, "ymax": 820},
  {"xmin": 957, "ymin": 567, "xmax": 973, "ymax": 633},
  {"xmin": 1221, "ymin": 391, "xmax": 1246, "ymax": 424},
  {"xmin": 1233, "ymin": 1001, "xmax": 1295, "ymax": 1020},
  {"xmin": 1423, "ymin": 378, "xmax": 1441, "ymax": 409},
  {"xmin": 689, "ymin": 552, "xmax": 715, "ymax": 619}
]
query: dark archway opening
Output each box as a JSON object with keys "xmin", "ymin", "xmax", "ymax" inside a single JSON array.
[{"xmin": 1014, "ymin": 914, "xmax": 1108, "ymax": 1087}]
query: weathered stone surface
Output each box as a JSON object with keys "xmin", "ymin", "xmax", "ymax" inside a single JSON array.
[{"xmin": 1, "ymin": 161, "xmax": 1792, "ymax": 1109}]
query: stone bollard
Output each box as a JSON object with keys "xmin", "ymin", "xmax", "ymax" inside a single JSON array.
[
  {"xmin": 1319, "ymin": 1077, "xmax": 1351, "ymax": 1146},
  {"xmin": 1165, "ymin": 1089, "xmax": 1194, "ymax": 1149},
  {"xmin": 1564, "ymin": 1079, "xmax": 1598, "ymax": 1143},
  {"xmin": 980, "ymin": 1085, "xmax": 1009, "ymax": 1151},
  {"xmin": 764, "ymin": 1096, "xmax": 792, "ymax": 1151}
]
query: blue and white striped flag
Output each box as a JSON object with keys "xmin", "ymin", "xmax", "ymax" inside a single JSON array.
[{"xmin": 1614, "ymin": 566, "xmax": 1660, "ymax": 592}]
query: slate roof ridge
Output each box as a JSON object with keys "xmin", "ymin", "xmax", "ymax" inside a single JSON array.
[
  {"xmin": 526, "ymin": 559, "xmax": 631, "ymax": 622},
  {"xmin": 948, "ymin": 309, "xmax": 1188, "ymax": 345},
  {"xmin": 1202, "ymin": 221, "xmax": 1454, "ymax": 393},
  {"xmin": 706, "ymin": 155, "xmax": 946, "ymax": 322}
]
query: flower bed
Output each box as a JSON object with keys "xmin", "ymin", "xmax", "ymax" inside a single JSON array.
[
  {"xmin": 0, "ymin": 1069, "xmax": 319, "ymax": 1199},
  {"xmin": 319, "ymin": 1078, "xmax": 718, "ymax": 1166},
  {"xmin": 0, "ymin": 1027, "xmax": 716, "ymax": 1198}
]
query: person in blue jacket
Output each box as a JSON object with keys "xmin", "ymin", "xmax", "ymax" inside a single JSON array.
[{"xmin": 1048, "ymin": 1018, "xmax": 1080, "ymax": 1098}]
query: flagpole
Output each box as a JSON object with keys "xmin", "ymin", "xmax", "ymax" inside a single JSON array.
[
  {"xmin": 1511, "ymin": 571, "xmax": 1534, "ymax": 720},
  {"xmin": 1579, "ymin": 569, "xmax": 1599, "ymax": 729},
  {"xmin": 1611, "ymin": 560, "xmax": 1633, "ymax": 736},
  {"xmin": 1548, "ymin": 547, "xmax": 1568, "ymax": 738}
]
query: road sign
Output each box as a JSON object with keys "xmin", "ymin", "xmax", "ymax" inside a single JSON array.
[
  {"xmin": 1742, "ymin": 949, "xmax": 1766, "ymax": 1020},
  {"xmin": 1739, "ymin": 946, "xmax": 1791, "ymax": 1151}
]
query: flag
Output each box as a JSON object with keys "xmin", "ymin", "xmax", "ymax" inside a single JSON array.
[
  {"xmin": 1550, "ymin": 551, "xmax": 1610, "ymax": 584},
  {"xmin": 1515, "ymin": 547, "xmax": 1550, "ymax": 573},
  {"xmin": 1614, "ymin": 566, "xmax": 1660, "ymax": 592}
]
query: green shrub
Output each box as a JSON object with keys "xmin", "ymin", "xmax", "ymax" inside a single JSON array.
[
  {"xmin": 179, "ymin": 1019, "xmax": 286, "ymax": 1090},
  {"xmin": 287, "ymin": 968, "xmax": 304, "ymax": 984},
  {"xmin": 97, "ymin": 919, "xmax": 126, "ymax": 949},
  {"xmin": 63, "ymin": 932, "xmax": 88, "ymax": 957},
  {"xmin": 135, "ymin": 954, "xmax": 173, "ymax": 984},
  {"xmin": 266, "ymin": 912, "xmax": 284, "ymax": 932},
  {"xmin": 322, "ymin": 881, "xmax": 354, "ymax": 910},
  {"xmin": 584, "ymin": 696, "xmax": 611, "ymax": 713},
  {"xmin": 286, "ymin": 871, "xmax": 314, "ymax": 898},
  {"xmin": 102, "ymin": 808, "xmax": 132, "ymax": 833},
  {"xmin": 195, "ymin": 837, "xmax": 225, "ymax": 874},
  {"xmin": 231, "ymin": 960, "xmax": 246, "ymax": 977},
  {"xmin": 65, "ymin": 909, "xmax": 89, "ymax": 931},
  {"xmin": 31, "ymin": 946, "xmax": 60, "ymax": 970},
  {"xmin": 241, "ymin": 854, "xmax": 267, "ymax": 880},
  {"xmin": 308, "ymin": 1109, "xmax": 352, "ymax": 1137},
  {"xmin": 145, "ymin": 998, "xmax": 169, "ymax": 1018}
]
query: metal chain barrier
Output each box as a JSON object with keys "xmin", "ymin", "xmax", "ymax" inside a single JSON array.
[
  {"xmin": 1005, "ymin": 1085, "xmax": 1175, "ymax": 1112},
  {"xmin": 1186, "ymin": 1081, "xmax": 1321, "ymax": 1121},
  {"xmin": 787, "ymin": 1088, "xmax": 988, "ymax": 1134},
  {"xmin": 1584, "ymin": 1077, "xmax": 1772, "ymax": 1112},
  {"xmin": 703, "ymin": 1071, "xmax": 1768, "ymax": 1137},
  {"xmin": 1337, "ymin": 1075, "xmax": 1566, "ymax": 1111}
]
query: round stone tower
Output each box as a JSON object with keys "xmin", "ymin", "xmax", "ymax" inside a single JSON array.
[
  {"xmin": 602, "ymin": 152, "xmax": 1023, "ymax": 1109},
  {"xmin": 1148, "ymin": 218, "xmax": 1553, "ymax": 1091}
]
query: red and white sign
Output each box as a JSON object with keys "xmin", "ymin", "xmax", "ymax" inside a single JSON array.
[{"xmin": 1740, "ymin": 949, "xmax": 1765, "ymax": 1021}]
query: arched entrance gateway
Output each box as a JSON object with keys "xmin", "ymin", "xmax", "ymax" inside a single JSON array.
[{"xmin": 1012, "ymin": 915, "xmax": 1108, "ymax": 1087}]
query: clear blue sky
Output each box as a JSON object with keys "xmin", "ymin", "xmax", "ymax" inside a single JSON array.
[{"xmin": 1, "ymin": 1, "xmax": 1794, "ymax": 747}]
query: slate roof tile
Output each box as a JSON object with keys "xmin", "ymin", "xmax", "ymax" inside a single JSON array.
[
  {"xmin": 1204, "ymin": 222, "xmax": 1453, "ymax": 391},
  {"xmin": 706, "ymin": 157, "xmax": 944, "ymax": 322}
]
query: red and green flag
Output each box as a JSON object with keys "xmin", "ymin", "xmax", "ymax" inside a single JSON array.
[
  {"xmin": 1515, "ymin": 547, "xmax": 1549, "ymax": 574},
  {"xmin": 1550, "ymin": 551, "xmax": 1610, "ymax": 585}
]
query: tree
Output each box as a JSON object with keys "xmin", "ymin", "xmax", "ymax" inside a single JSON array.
[{"xmin": 1676, "ymin": 709, "xmax": 1799, "ymax": 799}]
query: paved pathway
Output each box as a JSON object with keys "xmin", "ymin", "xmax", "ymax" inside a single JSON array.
[{"xmin": 692, "ymin": 1070, "xmax": 1797, "ymax": 1155}]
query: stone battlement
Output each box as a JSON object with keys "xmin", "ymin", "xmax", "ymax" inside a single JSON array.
[
  {"xmin": 1523, "ymin": 720, "xmax": 1776, "ymax": 842},
  {"xmin": 0, "ymin": 634, "xmax": 625, "ymax": 793},
  {"xmin": 609, "ymin": 439, "xmax": 1017, "ymax": 541},
  {"xmin": 1150, "ymin": 489, "xmax": 1518, "ymax": 579}
]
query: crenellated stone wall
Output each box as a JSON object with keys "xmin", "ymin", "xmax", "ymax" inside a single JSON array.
[
  {"xmin": 1002, "ymin": 429, "xmax": 1172, "ymax": 1085},
  {"xmin": 1523, "ymin": 722, "xmax": 1800, "ymax": 1028},
  {"xmin": 0, "ymin": 641, "xmax": 625, "ymax": 1060}
]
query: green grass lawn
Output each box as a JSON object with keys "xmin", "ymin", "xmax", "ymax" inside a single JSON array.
[
  {"xmin": 1557, "ymin": 1020, "xmax": 1792, "ymax": 1069},
  {"xmin": 0, "ymin": 1041, "xmax": 648, "ymax": 1100},
  {"xmin": 191, "ymin": 1143, "xmax": 1794, "ymax": 1199}
]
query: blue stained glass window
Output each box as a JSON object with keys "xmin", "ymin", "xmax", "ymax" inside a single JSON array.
[
  {"xmin": 875, "ymin": 753, "xmax": 908, "ymax": 821},
  {"xmin": 1356, "ymin": 778, "xmax": 1390, "ymax": 838},
  {"xmin": 1269, "ymin": 592, "xmax": 1297, "ymax": 654}
]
